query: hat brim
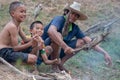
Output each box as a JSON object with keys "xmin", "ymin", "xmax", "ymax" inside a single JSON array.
[{"xmin": 66, "ymin": 7, "xmax": 88, "ymax": 20}]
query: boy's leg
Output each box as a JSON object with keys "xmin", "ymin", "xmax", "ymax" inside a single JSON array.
[
  {"xmin": 58, "ymin": 39, "xmax": 84, "ymax": 73},
  {"xmin": 58, "ymin": 53, "xmax": 74, "ymax": 74},
  {"xmin": 0, "ymin": 48, "xmax": 37, "ymax": 64},
  {"xmin": 36, "ymin": 45, "xmax": 53, "ymax": 65},
  {"xmin": 22, "ymin": 47, "xmax": 38, "ymax": 64},
  {"xmin": 27, "ymin": 54, "xmax": 37, "ymax": 64},
  {"xmin": 50, "ymin": 41, "xmax": 61, "ymax": 72},
  {"xmin": 60, "ymin": 39, "xmax": 84, "ymax": 64}
]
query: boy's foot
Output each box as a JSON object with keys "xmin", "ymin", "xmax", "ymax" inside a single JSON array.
[
  {"xmin": 32, "ymin": 70, "xmax": 39, "ymax": 75},
  {"xmin": 51, "ymin": 67, "xmax": 60, "ymax": 73},
  {"xmin": 58, "ymin": 64, "xmax": 71, "ymax": 74}
]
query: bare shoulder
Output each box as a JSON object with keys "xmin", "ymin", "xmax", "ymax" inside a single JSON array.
[
  {"xmin": 4, "ymin": 21, "xmax": 18, "ymax": 33},
  {"xmin": 5, "ymin": 22, "xmax": 16, "ymax": 29}
]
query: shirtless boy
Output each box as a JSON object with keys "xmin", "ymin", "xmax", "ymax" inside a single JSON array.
[{"xmin": 0, "ymin": 1, "xmax": 38, "ymax": 64}]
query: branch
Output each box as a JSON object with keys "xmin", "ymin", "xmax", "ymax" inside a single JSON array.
[
  {"xmin": 0, "ymin": 57, "xmax": 52, "ymax": 80},
  {"xmin": 84, "ymin": 22, "xmax": 101, "ymax": 36},
  {"xmin": 73, "ymin": 32, "xmax": 109, "ymax": 53},
  {"xmin": 39, "ymin": 71, "xmax": 72, "ymax": 80},
  {"xmin": 84, "ymin": 18, "xmax": 120, "ymax": 36},
  {"xmin": 73, "ymin": 18, "xmax": 120, "ymax": 53}
]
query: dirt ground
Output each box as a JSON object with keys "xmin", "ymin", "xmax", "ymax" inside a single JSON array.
[{"xmin": 0, "ymin": 63, "xmax": 24, "ymax": 80}]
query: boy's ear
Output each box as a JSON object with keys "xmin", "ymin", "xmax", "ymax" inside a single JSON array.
[
  {"xmin": 10, "ymin": 11, "xmax": 15, "ymax": 17},
  {"xmin": 30, "ymin": 29, "xmax": 32, "ymax": 33}
]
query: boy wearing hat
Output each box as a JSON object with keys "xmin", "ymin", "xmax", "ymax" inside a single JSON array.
[{"xmin": 42, "ymin": 2, "xmax": 112, "ymax": 73}]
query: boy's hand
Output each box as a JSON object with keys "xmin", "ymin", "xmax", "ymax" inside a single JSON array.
[
  {"xmin": 53, "ymin": 58, "xmax": 61, "ymax": 65},
  {"xmin": 38, "ymin": 37, "xmax": 44, "ymax": 50},
  {"xmin": 36, "ymin": 36, "xmax": 43, "ymax": 43},
  {"xmin": 31, "ymin": 35, "xmax": 38, "ymax": 47},
  {"xmin": 104, "ymin": 54, "xmax": 112, "ymax": 66},
  {"xmin": 32, "ymin": 34, "xmax": 40, "ymax": 42},
  {"xmin": 32, "ymin": 34, "xmax": 44, "ymax": 49},
  {"xmin": 64, "ymin": 46, "xmax": 74, "ymax": 54}
]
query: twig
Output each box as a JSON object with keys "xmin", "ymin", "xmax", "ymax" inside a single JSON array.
[
  {"xmin": 73, "ymin": 32, "xmax": 109, "ymax": 53},
  {"xmin": 32, "ymin": 75, "xmax": 36, "ymax": 80},
  {"xmin": 0, "ymin": 57, "xmax": 51, "ymax": 80},
  {"xmin": 84, "ymin": 18, "xmax": 120, "ymax": 36}
]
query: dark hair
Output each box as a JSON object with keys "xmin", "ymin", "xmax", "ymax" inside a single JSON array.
[
  {"xmin": 63, "ymin": 9, "xmax": 69, "ymax": 16},
  {"xmin": 30, "ymin": 21, "xmax": 43, "ymax": 30},
  {"xmin": 9, "ymin": 1, "xmax": 24, "ymax": 14}
]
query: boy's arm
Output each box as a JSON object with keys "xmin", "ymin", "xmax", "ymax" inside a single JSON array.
[
  {"xmin": 83, "ymin": 36, "xmax": 112, "ymax": 66},
  {"xmin": 13, "ymin": 41, "xmax": 33, "ymax": 51},
  {"xmin": 14, "ymin": 37, "xmax": 40, "ymax": 52},
  {"xmin": 40, "ymin": 49, "xmax": 59, "ymax": 65},
  {"xmin": 19, "ymin": 26, "xmax": 31, "ymax": 43},
  {"xmin": 93, "ymin": 45, "xmax": 112, "ymax": 66},
  {"xmin": 9, "ymin": 26, "xmax": 32, "ymax": 51},
  {"xmin": 41, "ymin": 54, "xmax": 59, "ymax": 65},
  {"xmin": 48, "ymin": 25, "xmax": 74, "ymax": 54},
  {"xmin": 9, "ymin": 26, "xmax": 19, "ymax": 47}
]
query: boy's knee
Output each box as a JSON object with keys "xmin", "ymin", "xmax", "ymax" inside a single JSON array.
[
  {"xmin": 27, "ymin": 54, "xmax": 37, "ymax": 64},
  {"xmin": 76, "ymin": 39, "xmax": 85, "ymax": 48},
  {"xmin": 45, "ymin": 46, "xmax": 53, "ymax": 55}
]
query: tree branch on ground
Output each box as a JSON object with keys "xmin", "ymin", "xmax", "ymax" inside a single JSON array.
[
  {"xmin": 0, "ymin": 57, "xmax": 52, "ymax": 80},
  {"xmin": 73, "ymin": 32, "xmax": 109, "ymax": 53}
]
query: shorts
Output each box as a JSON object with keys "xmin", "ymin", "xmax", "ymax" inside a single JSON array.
[
  {"xmin": 22, "ymin": 47, "xmax": 43, "ymax": 65},
  {"xmin": 0, "ymin": 48, "xmax": 29, "ymax": 63},
  {"xmin": 44, "ymin": 37, "xmax": 77, "ymax": 59},
  {"xmin": 0, "ymin": 47, "xmax": 44, "ymax": 65},
  {"xmin": 44, "ymin": 37, "xmax": 51, "ymax": 45},
  {"xmin": 36, "ymin": 57, "xmax": 43, "ymax": 65},
  {"xmin": 60, "ymin": 39, "xmax": 77, "ymax": 58}
]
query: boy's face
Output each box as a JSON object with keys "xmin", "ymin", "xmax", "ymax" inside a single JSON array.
[
  {"xmin": 11, "ymin": 5, "xmax": 26, "ymax": 22},
  {"xmin": 30, "ymin": 23, "xmax": 44, "ymax": 36},
  {"xmin": 69, "ymin": 12, "xmax": 80, "ymax": 23}
]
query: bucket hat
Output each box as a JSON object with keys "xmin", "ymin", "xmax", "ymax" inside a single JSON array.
[{"xmin": 65, "ymin": 2, "xmax": 88, "ymax": 20}]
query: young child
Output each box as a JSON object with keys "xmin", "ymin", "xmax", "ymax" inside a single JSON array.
[
  {"xmin": 29, "ymin": 21, "xmax": 60, "ymax": 65},
  {"xmin": 0, "ymin": 1, "xmax": 39, "ymax": 64}
]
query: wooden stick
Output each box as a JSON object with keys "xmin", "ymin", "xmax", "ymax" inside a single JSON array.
[
  {"xmin": 0, "ymin": 57, "xmax": 52, "ymax": 80},
  {"xmin": 73, "ymin": 32, "xmax": 109, "ymax": 53}
]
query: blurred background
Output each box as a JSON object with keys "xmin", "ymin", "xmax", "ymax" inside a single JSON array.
[{"xmin": 0, "ymin": 0, "xmax": 120, "ymax": 80}]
